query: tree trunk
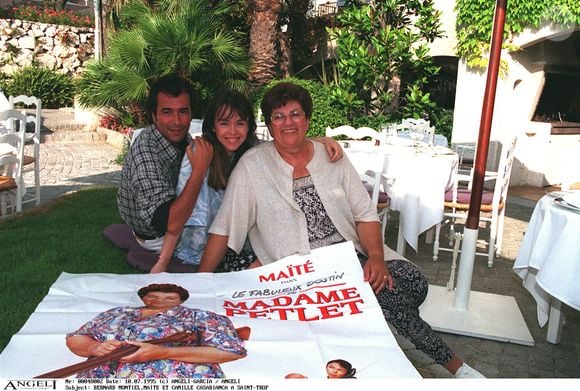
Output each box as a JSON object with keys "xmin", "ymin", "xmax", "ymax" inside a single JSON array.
[
  {"xmin": 248, "ymin": 0, "xmax": 282, "ymax": 88},
  {"xmin": 278, "ymin": 29, "xmax": 291, "ymax": 78},
  {"xmin": 285, "ymin": 0, "xmax": 311, "ymax": 76}
]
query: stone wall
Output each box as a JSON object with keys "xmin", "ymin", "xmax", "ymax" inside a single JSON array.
[{"xmin": 0, "ymin": 18, "xmax": 94, "ymax": 75}]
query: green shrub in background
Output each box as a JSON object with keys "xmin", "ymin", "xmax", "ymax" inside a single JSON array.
[
  {"xmin": 428, "ymin": 106, "xmax": 453, "ymax": 142},
  {"xmin": 0, "ymin": 71, "xmax": 11, "ymax": 92},
  {"xmin": 4, "ymin": 67, "xmax": 75, "ymax": 108},
  {"xmin": 253, "ymin": 78, "xmax": 349, "ymax": 138}
]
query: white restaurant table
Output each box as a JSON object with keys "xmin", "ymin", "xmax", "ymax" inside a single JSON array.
[
  {"xmin": 343, "ymin": 139, "xmax": 458, "ymax": 255},
  {"xmin": 513, "ymin": 192, "xmax": 580, "ymax": 344}
]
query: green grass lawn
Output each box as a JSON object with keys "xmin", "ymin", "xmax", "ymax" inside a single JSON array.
[{"xmin": 0, "ymin": 186, "xmax": 140, "ymax": 352}]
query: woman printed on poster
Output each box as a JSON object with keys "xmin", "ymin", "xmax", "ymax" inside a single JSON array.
[{"xmin": 65, "ymin": 283, "xmax": 246, "ymax": 378}]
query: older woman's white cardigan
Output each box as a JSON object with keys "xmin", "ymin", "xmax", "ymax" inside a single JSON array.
[{"xmin": 209, "ymin": 141, "xmax": 384, "ymax": 265}]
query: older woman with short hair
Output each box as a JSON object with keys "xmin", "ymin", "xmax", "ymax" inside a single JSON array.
[{"xmin": 199, "ymin": 82, "xmax": 484, "ymax": 379}]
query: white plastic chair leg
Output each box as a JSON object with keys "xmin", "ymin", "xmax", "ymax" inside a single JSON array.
[
  {"xmin": 34, "ymin": 160, "xmax": 40, "ymax": 205},
  {"xmin": 487, "ymin": 214, "xmax": 498, "ymax": 267},
  {"xmin": 396, "ymin": 224, "xmax": 406, "ymax": 256},
  {"xmin": 381, "ymin": 212, "xmax": 388, "ymax": 242},
  {"xmin": 433, "ymin": 222, "xmax": 441, "ymax": 261},
  {"xmin": 448, "ymin": 217, "xmax": 456, "ymax": 246},
  {"xmin": 495, "ymin": 209, "xmax": 507, "ymax": 257}
]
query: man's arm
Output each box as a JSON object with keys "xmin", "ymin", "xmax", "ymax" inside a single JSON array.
[
  {"xmin": 312, "ymin": 136, "xmax": 343, "ymax": 162},
  {"xmin": 150, "ymin": 137, "xmax": 213, "ymax": 273},
  {"xmin": 166, "ymin": 137, "xmax": 213, "ymax": 235},
  {"xmin": 150, "ymin": 231, "xmax": 181, "ymax": 273}
]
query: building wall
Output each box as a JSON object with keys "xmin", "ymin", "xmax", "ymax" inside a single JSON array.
[
  {"xmin": 430, "ymin": 0, "xmax": 457, "ymax": 57},
  {"xmin": 452, "ymin": 26, "xmax": 580, "ymax": 187}
]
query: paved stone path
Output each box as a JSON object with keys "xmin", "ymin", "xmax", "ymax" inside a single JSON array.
[
  {"xmin": 25, "ymin": 140, "xmax": 121, "ymax": 206},
  {"xmin": 10, "ymin": 110, "xmax": 580, "ymax": 378}
]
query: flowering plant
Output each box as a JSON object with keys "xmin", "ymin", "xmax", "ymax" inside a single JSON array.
[
  {"xmin": 99, "ymin": 115, "xmax": 134, "ymax": 138},
  {"xmin": 0, "ymin": 4, "xmax": 93, "ymax": 28}
]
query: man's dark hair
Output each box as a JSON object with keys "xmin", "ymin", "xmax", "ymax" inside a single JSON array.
[{"xmin": 146, "ymin": 74, "xmax": 198, "ymax": 119}]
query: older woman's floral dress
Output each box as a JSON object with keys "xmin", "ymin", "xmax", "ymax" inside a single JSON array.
[{"xmin": 67, "ymin": 305, "xmax": 246, "ymax": 378}]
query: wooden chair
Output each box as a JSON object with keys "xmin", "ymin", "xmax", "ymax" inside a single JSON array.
[
  {"xmin": 0, "ymin": 131, "xmax": 25, "ymax": 216},
  {"xmin": 432, "ymin": 136, "xmax": 518, "ymax": 267},
  {"xmin": 360, "ymin": 164, "xmax": 390, "ymax": 240},
  {"xmin": 9, "ymin": 95, "xmax": 42, "ymax": 206}
]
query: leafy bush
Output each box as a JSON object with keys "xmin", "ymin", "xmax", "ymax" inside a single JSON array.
[
  {"xmin": 0, "ymin": 4, "xmax": 93, "ymax": 28},
  {"xmin": 428, "ymin": 106, "xmax": 453, "ymax": 142},
  {"xmin": 0, "ymin": 71, "xmax": 11, "ymax": 92},
  {"xmin": 4, "ymin": 67, "xmax": 74, "ymax": 108},
  {"xmin": 76, "ymin": 0, "xmax": 248, "ymax": 120},
  {"xmin": 98, "ymin": 115, "xmax": 134, "ymax": 137},
  {"xmin": 253, "ymin": 78, "xmax": 349, "ymax": 138},
  {"xmin": 328, "ymin": 1, "xmax": 442, "ymax": 122}
]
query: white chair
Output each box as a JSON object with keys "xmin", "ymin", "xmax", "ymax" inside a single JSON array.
[
  {"xmin": 255, "ymin": 122, "xmax": 271, "ymax": 141},
  {"xmin": 255, "ymin": 108, "xmax": 271, "ymax": 141},
  {"xmin": 326, "ymin": 125, "xmax": 390, "ymax": 238},
  {"xmin": 396, "ymin": 118, "xmax": 436, "ymax": 145},
  {"xmin": 0, "ymin": 109, "xmax": 28, "ymax": 203},
  {"xmin": 0, "ymin": 131, "xmax": 25, "ymax": 216},
  {"xmin": 360, "ymin": 164, "xmax": 390, "ymax": 240},
  {"xmin": 9, "ymin": 95, "xmax": 42, "ymax": 206},
  {"xmin": 325, "ymin": 125, "xmax": 382, "ymax": 144},
  {"xmin": 432, "ymin": 136, "xmax": 517, "ymax": 267},
  {"xmin": 454, "ymin": 142, "xmax": 499, "ymax": 185}
]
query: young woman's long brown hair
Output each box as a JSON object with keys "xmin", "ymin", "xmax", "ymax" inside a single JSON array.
[{"xmin": 202, "ymin": 90, "xmax": 259, "ymax": 190}]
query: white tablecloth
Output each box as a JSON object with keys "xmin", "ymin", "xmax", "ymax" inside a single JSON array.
[
  {"xmin": 344, "ymin": 140, "xmax": 458, "ymax": 253},
  {"xmin": 513, "ymin": 193, "xmax": 580, "ymax": 327}
]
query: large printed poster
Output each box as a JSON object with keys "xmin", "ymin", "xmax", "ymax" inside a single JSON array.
[{"xmin": 0, "ymin": 242, "xmax": 419, "ymax": 379}]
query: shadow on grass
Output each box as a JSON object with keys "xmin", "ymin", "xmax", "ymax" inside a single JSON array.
[{"xmin": 0, "ymin": 186, "xmax": 140, "ymax": 352}]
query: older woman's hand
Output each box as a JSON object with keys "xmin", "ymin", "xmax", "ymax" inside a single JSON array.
[{"xmin": 363, "ymin": 255, "xmax": 394, "ymax": 294}]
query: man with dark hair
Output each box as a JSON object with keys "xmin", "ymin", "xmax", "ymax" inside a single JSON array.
[{"xmin": 117, "ymin": 74, "xmax": 213, "ymax": 253}]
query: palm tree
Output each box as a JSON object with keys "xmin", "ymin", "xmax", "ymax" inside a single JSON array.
[
  {"xmin": 248, "ymin": 0, "xmax": 282, "ymax": 87},
  {"xmin": 77, "ymin": 0, "xmax": 249, "ymax": 119}
]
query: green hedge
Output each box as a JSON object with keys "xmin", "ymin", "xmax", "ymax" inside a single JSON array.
[{"xmin": 1, "ymin": 67, "xmax": 75, "ymax": 108}]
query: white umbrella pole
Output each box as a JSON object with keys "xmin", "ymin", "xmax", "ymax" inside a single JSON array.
[{"xmin": 454, "ymin": 228, "xmax": 479, "ymax": 310}]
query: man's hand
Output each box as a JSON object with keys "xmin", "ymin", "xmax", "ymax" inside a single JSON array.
[
  {"xmin": 323, "ymin": 137, "xmax": 343, "ymax": 162},
  {"xmin": 313, "ymin": 136, "xmax": 343, "ymax": 162},
  {"xmin": 150, "ymin": 260, "xmax": 168, "ymax": 274},
  {"xmin": 187, "ymin": 137, "xmax": 213, "ymax": 178}
]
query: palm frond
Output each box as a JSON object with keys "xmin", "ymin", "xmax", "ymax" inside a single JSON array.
[{"xmin": 79, "ymin": 0, "xmax": 249, "ymax": 114}]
